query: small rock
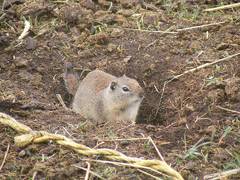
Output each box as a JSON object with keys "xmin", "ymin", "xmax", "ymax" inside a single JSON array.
[
  {"xmin": 216, "ymin": 43, "xmax": 229, "ymax": 50},
  {"xmin": 107, "ymin": 43, "xmax": 117, "ymax": 52},
  {"xmin": 15, "ymin": 57, "xmax": 28, "ymax": 68},
  {"xmin": 207, "ymin": 89, "xmax": 225, "ymax": 103},
  {"xmin": 110, "ymin": 28, "xmax": 124, "ymax": 37},
  {"xmin": 225, "ymin": 77, "xmax": 240, "ymax": 101},
  {"xmin": 18, "ymin": 150, "xmax": 26, "ymax": 157},
  {"xmin": 123, "ymin": 55, "xmax": 132, "ymax": 63}
]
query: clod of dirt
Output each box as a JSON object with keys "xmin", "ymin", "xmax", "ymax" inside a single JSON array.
[
  {"xmin": 117, "ymin": 0, "xmax": 142, "ymax": 8},
  {"xmin": 206, "ymin": 89, "xmax": 225, "ymax": 103},
  {"xmin": 110, "ymin": 28, "xmax": 124, "ymax": 37},
  {"xmin": 107, "ymin": 43, "xmax": 117, "ymax": 52},
  {"xmin": 2, "ymin": 0, "xmax": 25, "ymax": 10},
  {"xmin": 25, "ymin": 37, "xmax": 37, "ymax": 50},
  {"xmin": 17, "ymin": 0, "xmax": 54, "ymax": 18},
  {"xmin": 14, "ymin": 57, "xmax": 29, "ymax": 68},
  {"xmin": 225, "ymin": 77, "xmax": 240, "ymax": 102},
  {"xmin": 143, "ymin": 12, "xmax": 160, "ymax": 27},
  {"xmin": 216, "ymin": 43, "xmax": 229, "ymax": 51},
  {"xmin": 117, "ymin": 9, "xmax": 135, "ymax": 17},
  {"xmin": 94, "ymin": 10, "xmax": 126, "ymax": 25},
  {"xmin": 0, "ymin": 33, "xmax": 10, "ymax": 47},
  {"xmin": 98, "ymin": 0, "xmax": 111, "ymax": 7},
  {"xmin": 80, "ymin": 0, "xmax": 96, "ymax": 11},
  {"xmin": 78, "ymin": 49, "xmax": 94, "ymax": 58},
  {"xmin": 87, "ymin": 32, "xmax": 109, "ymax": 45},
  {"xmin": 212, "ymin": 147, "xmax": 229, "ymax": 161}
]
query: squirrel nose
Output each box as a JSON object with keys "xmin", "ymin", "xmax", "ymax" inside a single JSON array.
[{"xmin": 139, "ymin": 90, "xmax": 145, "ymax": 98}]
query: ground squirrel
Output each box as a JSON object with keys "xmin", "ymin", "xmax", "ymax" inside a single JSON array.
[{"xmin": 63, "ymin": 63, "xmax": 144, "ymax": 124}]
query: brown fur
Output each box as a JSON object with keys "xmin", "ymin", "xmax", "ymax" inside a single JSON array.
[{"xmin": 72, "ymin": 70, "xmax": 144, "ymax": 124}]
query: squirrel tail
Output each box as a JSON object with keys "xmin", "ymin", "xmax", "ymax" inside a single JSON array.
[{"xmin": 63, "ymin": 62, "xmax": 80, "ymax": 96}]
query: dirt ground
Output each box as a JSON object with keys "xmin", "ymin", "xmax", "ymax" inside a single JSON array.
[{"xmin": 0, "ymin": 0, "xmax": 240, "ymax": 179}]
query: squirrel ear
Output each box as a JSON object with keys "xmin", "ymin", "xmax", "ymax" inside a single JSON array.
[
  {"xmin": 122, "ymin": 74, "xmax": 126, "ymax": 78},
  {"xmin": 110, "ymin": 81, "xmax": 117, "ymax": 90}
]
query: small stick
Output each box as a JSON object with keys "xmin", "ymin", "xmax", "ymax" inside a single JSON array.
[
  {"xmin": 122, "ymin": 28, "xmax": 178, "ymax": 34},
  {"xmin": 0, "ymin": 143, "xmax": 10, "ymax": 171},
  {"xmin": 56, "ymin": 94, "xmax": 68, "ymax": 111},
  {"xmin": 204, "ymin": 168, "xmax": 240, "ymax": 180},
  {"xmin": 73, "ymin": 164, "xmax": 106, "ymax": 180},
  {"xmin": 204, "ymin": 3, "xmax": 240, "ymax": 12},
  {"xmin": 32, "ymin": 171, "xmax": 38, "ymax": 180},
  {"xmin": 84, "ymin": 162, "xmax": 91, "ymax": 180},
  {"xmin": 148, "ymin": 136, "xmax": 165, "ymax": 162},
  {"xmin": 169, "ymin": 52, "xmax": 240, "ymax": 82},
  {"xmin": 216, "ymin": 106, "xmax": 240, "ymax": 115},
  {"xmin": 100, "ymin": 137, "xmax": 149, "ymax": 142},
  {"xmin": 137, "ymin": 169, "xmax": 163, "ymax": 180},
  {"xmin": 18, "ymin": 18, "xmax": 31, "ymax": 40},
  {"xmin": 84, "ymin": 159, "xmax": 168, "ymax": 178},
  {"xmin": 176, "ymin": 21, "xmax": 225, "ymax": 32}
]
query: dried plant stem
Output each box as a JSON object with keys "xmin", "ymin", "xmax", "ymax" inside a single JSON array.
[
  {"xmin": 204, "ymin": 3, "xmax": 240, "ymax": 12},
  {"xmin": 216, "ymin": 106, "xmax": 240, "ymax": 115},
  {"xmin": 73, "ymin": 164, "xmax": 106, "ymax": 180},
  {"xmin": 84, "ymin": 162, "xmax": 91, "ymax": 180},
  {"xmin": 148, "ymin": 136, "xmax": 165, "ymax": 162},
  {"xmin": 169, "ymin": 52, "xmax": 240, "ymax": 82},
  {"xmin": 84, "ymin": 159, "xmax": 169, "ymax": 178},
  {"xmin": 0, "ymin": 143, "xmax": 10, "ymax": 171},
  {"xmin": 176, "ymin": 21, "xmax": 225, "ymax": 32},
  {"xmin": 204, "ymin": 168, "xmax": 240, "ymax": 180}
]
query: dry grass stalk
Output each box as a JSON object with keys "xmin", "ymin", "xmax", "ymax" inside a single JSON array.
[
  {"xmin": 216, "ymin": 106, "xmax": 240, "ymax": 115},
  {"xmin": 56, "ymin": 94, "xmax": 69, "ymax": 110},
  {"xmin": 176, "ymin": 21, "xmax": 225, "ymax": 32},
  {"xmin": 18, "ymin": 18, "xmax": 31, "ymax": 40},
  {"xmin": 204, "ymin": 168, "xmax": 240, "ymax": 180},
  {"xmin": 204, "ymin": 2, "xmax": 240, "ymax": 12},
  {"xmin": 0, "ymin": 112, "xmax": 184, "ymax": 180},
  {"xmin": 84, "ymin": 162, "xmax": 91, "ymax": 180},
  {"xmin": 84, "ymin": 159, "xmax": 168, "ymax": 178},
  {"xmin": 0, "ymin": 143, "xmax": 10, "ymax": 171},
  {"xmin": 73, "ymin": 164, "xmax": 106, "ymax": 180},
  {"xmin": 148, "ymin": 136, "xmax": 165, "ymax": 162},
  {"xmin": 170, "ymin": 52, "xmax": 240, "ymax": 82}
]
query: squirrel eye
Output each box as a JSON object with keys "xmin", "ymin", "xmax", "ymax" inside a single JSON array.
[{"xmin": 122, "ymin": 87, "xmax": 129, "ymax": 92}]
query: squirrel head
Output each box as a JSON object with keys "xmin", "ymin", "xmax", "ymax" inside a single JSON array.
[{"xmin": 107, "ymin": 75, "xmax": 144, "ymax": 107}]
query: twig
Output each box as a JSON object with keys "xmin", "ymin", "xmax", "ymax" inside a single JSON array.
[
  {"xmin": 204, "ymin": 3, "xmax": 240, "ymax": 12},
  {"xmin": 169, "ymin": 52, "xmax": 240, "ymax": 82},
  {"xmin": 73, "ymin": 164, "xmax": 106, "ymax": 180},
  {"xmin": 122, "ymin": 28, "xmax": 178, "ymax": 34},
  {"xmin": 32, "ymin": 171, "xmax": 37, "ymax": 180},
  {"xmin": 148, "ymin": 136, "xmax": 165, "ymax": 162},
  {"xmin": 0, "ymin": 143, "xmax": 10, "ymax": 171},
  {"xmin": 18, "ymin": 18, "xmax": 31, "ymax": 40},
  {"xmin": 56, "ymin": 94, "xmax": 68, "ymax": 111},
  {"xmin": 216, "ymin": 106, "xmax": 240, "ymax": 115},
  {"xmin": 176, "ymin": 21, "xmax": 225, "ymax": 32},
  {"xmin": 137, "ymin": 169, "xmax": 163, "ymax": 180},
  {"xmin": 84, "ymin": 162, "xmax": 91, "ymax": 180},
  {"xmin": 84, "ymin": 159, "xmax": 169, "ymax": 178},
  {"xmin": 204, "ymin": 168, "xmax": 240, "ymax": 180},
  {"xmin": 100, "ymin": 137, "xmax": 149, "ymax": 142}
]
